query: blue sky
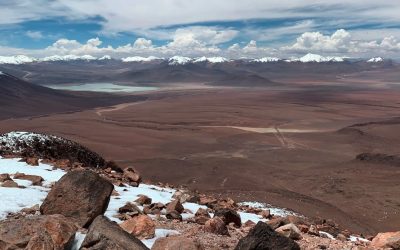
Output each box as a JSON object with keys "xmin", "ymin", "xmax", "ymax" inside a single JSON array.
[{"xmin": 0, "ymin": 0, "xmax": 400, "ymax": 58}]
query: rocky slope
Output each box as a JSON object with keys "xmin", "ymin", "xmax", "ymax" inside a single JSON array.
[{"xmin": 0, "ymin": 131, "xmax": 398, "ymax": 249}]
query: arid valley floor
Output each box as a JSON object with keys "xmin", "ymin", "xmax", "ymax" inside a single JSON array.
[{"xmin": 1, "ymin": 73, "xmax": 400, "ymax": 236}]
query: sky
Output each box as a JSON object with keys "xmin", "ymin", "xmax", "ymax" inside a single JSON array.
[{"xmin": 1, "ymin": 0, "xmax": 400, "ymax": 59}]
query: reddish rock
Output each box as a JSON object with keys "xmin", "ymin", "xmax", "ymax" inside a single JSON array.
[
  {"xmin": 120, "ymin": 215, "xmax": 156, "ymax": 240},
  {"xmin": 118, "ymin": 202, "xmax": 142, "ymax": 216},
  {"xmin": 297, "ymin": 224, "xmax": 309, "ymax": 233},
  {"xmin": 25, "ymin": 157, "xmax": 39, "ymax": 166},
  {"xmin": 152, "ymin": 236, "xmax": 204, "ymax": 250},
  {"xmin": 166, "ymin": 210, "xmax": 183, "ymax": 221},
  {"xmin": 199, "ymin": 196, "xmax": 217, "ymax": 208},
  {"xmin": 308, "ymin": 225, "xmax": 319, "ymax": 236},
  {"xmin": 1, "ymin": 180, "xmax": 19, "ymax": 188},
  {"xmin": 204, "ymin": 217, "xmax": 229, "ymax": 235},
  {"xmin": 166, "ymin": 199, "xmax": 184, "ymax": 214},
  {"xmin": 371, "ymin": 231, "xmax": 400, "ymax": 249},
  {"xmin": 123, "ymin": 167, "xmax": 142, "ymax": 185},
  {"xmin": 195, "ymin": 208, "xmax": 210, "ymax": 218},
  {"xmin": 267, "ymin": 217, "xmax": 287, "ymax": 230},
  {"xmin": 40, "ymin": 170, "xmax": 114, "ymax": 227},
  {"xmin": 135, "ymin": 195, "xmax": 152, "ymax": 205},
  {"xmin": 0, "ymin": 173, "xmax": 12, "ymax": 182},
  {"xmin": 259, "ymin": 209, "xmax": 271, "ymax": 219},
  {"xmin": 276, "ymin": 223, "xmax": 302, "ymax": 240},
  {"xmin": 214, "ymin": 208, "xmax": 242, "ymax": 227},
  {"xmin": 0, "ymin": 215, "xmax": 77, "ymax": 250},
  {"xmin": 81, "ymin": 216, "xmax": 148, "ymax": 250},
  {"xmin": 14, "ymin": 172, "xmax": 43, "ymax": 186}
]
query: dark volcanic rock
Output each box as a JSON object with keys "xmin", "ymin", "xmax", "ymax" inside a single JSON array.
[
  {"xmin": 235, "ymin": 221, "xmax": 300, "ymax": 250},
  {"xmin": 0, "ymin": 214, "xmax": 77, "ymax": 250},
  {"xmin": 214, "ymin": 208, "xmax": 242, "ymax": 227},
  {"xmin": 81, "ymin": 215, "xmax": 149, "ymax": 250},
  {"xmin": 0, "ymin": 131, "xmax": 106, "ymax": 168},
  {"xmin": 40, "ymin": 170, "xmax": 114, "ymax": 227},
  {"xmin": 356, "ymin": 153, "xmax": 400, "ymax": 166}
]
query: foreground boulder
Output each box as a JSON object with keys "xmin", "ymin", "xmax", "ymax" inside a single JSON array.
[
  {"xmin": 120, "ymin": 215, "xmax": 156, "ymax": 239},
  {"xmin": 371, "ymin": 231, "xmax": 400, "ymax": 249},
  {"xmin": 0, "ymin": 215, "xmax": 77, "ymax": 250},
  {"xmin": 81, "ymin": 216, "xmax": 149, "ymax": 250},
  {"xmin": 235, "ymin": 222, "xmax": 300, "ymax": 250},
  {"xmin": 151, "ymin": 236, "xmax": 204, "ymax": 250},
  {"xmin": 40, "ymin": 170, "xmax": 114, "ymax": 227},
  {"xmin": 214, "ymin": 208, "xmax": 242, "ymax": 227}
]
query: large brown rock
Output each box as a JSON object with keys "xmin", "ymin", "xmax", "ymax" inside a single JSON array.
[
  {"xmin": 120, "ymin": 215, "xmax": 156, "ymax": 240},
  {"xmin": 81, "ymin": 216, "xmax": 149, "ymax": 250},
  {"xmin": 371, "ymin": 231, "xmax": 400, "ymax": 249},
  {"xmin": 0, "ymin": 214, "xmax": 77, "ymax": 250},
  {"xmin": 40, "ymin": 170, "xmax": 114, "ymax": 227},
  {"xmin": 235, "ymin": 222, "xmax": 300, "ymax": 250},
  {"xmin": 151, "ymin": 236, "xmax": 204, "ymax": 250},
  {"xmin": 214, "ymin": 208, "xmax": 242, "ymax": 227},
  {"xmin": 204, "ymin": 217, "xmax": 229, "ymax": 235}
]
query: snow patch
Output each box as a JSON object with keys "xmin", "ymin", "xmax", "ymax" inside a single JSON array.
[
  {"xmin": 98, "ymin": 55, "xmax": 112, "ymax": 60},
  {"xmin": 71, "ymin": 232, "xmax": 86, "ymax": 250},
  {"xmin": 238, "ymin": 201, "xmax": 297, "ymax": 218},
  {"xmin": 297, "ymin": 53, "xmax": 344, "ymax": 62},
  {"xmin": 319, "ymin": 231, "xmax": 336, "ymax": 240},
  {"xmin": 367, "ymin": 57, "xmax": 384, "ymax": 62},
  {"xmin": 0, "ymin": 157, "xmax": 66, "ymax": 219}
]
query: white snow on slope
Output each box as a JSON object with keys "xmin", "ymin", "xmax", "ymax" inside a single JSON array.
[
  {"xmin": 367, "ymin": 57, "xmax": 384, "ymax": 62},
  {"xmin": 252, "ymin": 57, "xmax": 280, "ymax": 63},
  {"xmin": 0, "ymin": 131, "xmax": 66, "ymax": 153},
  {"xmin": 105, "ymin": 183, "xmax": 207, "ymax": 223},
  {"xmin": 40, "ymin": 55, "xmax": 97, "ymax": 62},
  {"xmin": 0, "ymin": 71, "xmax": 4, "ymax": 75},
  {"xmin": 122, "ymin": 56, "xmax": 162, "ymax": 62},
  {"xmin": 0, "ymin": 157, "xmax": 66, "ymax": 219},
  {"xmin": 194, "ymin": 56, "xmax": 229, "ymax": 63},
  {"xmin": 0, "ymin": 55, "xmax": 36, "ymax": 64},
  {"xmin": 238, "ymin": 201, "xmax": 297, "ymax": 218},
  {"xmin": 168, "ymin": 56, "xmax": 192, "ymax": 65}
]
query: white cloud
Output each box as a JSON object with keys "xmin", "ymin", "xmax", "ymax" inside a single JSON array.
[
  {"xmin": 26, "ymin": 31, "xmax": 44, "ymax": 40},
  {"xmin": 282, "ymin": 29, "xmax": 400, "ymax": 57}
]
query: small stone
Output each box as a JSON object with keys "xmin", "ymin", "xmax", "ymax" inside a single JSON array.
[
  {"xmin": 1, "ymin": 180, "xmax": 19, "ymax": 188},
  {"xmin": 135, "ymin": 195, "xmax": 152, "ymax": 205},
  {"xmin": 276, "ymin": 223, "xmax": 302, "ymax": 240},
  {"xmin": 204, "ymin": 217, "xmax": 229, "ymax": 235},
  {"xmin": 120, "ymin": 214, "xmax": 155, "ymax": 240},
  {"xmin": 166, "ymin": 199, "xmax": 184, "ymax": 214},
  {"xmin": 166, "ymin": 210, "xmax": 183, "ymax": 221},
  {"xmin": 0, "ymin": 173, "xmax": 12, "ymax": 182}
]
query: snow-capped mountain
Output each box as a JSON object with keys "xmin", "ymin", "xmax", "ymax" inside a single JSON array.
[
  {"xmin": 193, "ymin": 56, "xmax": 229, "ymax": 63},
  {"xmin": 0, "ymin": 55, "xmax": 36, "ymax": 64},
  {"xmin": 121, "ymin": 56, "xmax": 162, "ymax": 62},
  {"xmin": 294, "ymin": 53, "xmax": 345, "ymax": 63},
  {"xmin": 98, "ymin": 55, "xmax": 112, "ymax": 60},
  {"xmin": 40, "ymin": 55, "xmax": 97, "ymax": 62},
  {"xmin": 252, "ymin": 57, "xmax": 280, "ymax": 63},
  {"xmin": 367, "ymin": 57, "xmax": 384, "ymax": 63},
  {"xmin": 168, "ymin": 56, "xmax": 192, "ymax": 65}
]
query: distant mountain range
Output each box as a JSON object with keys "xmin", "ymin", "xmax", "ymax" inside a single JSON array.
[{"xmin": 0, "ymin": 53, "xmax": 389, "ymax": 65}]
